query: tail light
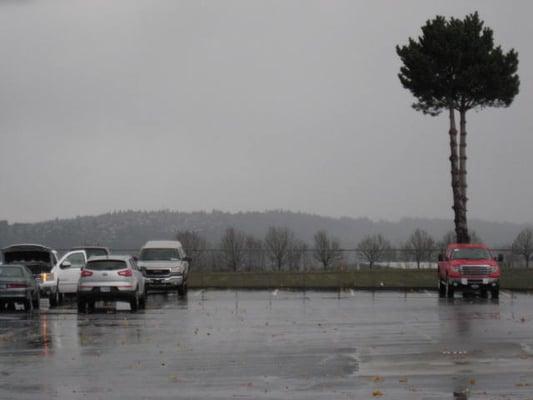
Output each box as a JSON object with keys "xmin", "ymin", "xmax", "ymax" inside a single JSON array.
[
  {"xmin": 118, "ymin": 269, "xmax": 132, "ymax": 277},
  {"xmin": 7, "ymin": 283, "xmax": 27, "ymax": 288},
  {"xmin": 81, "ymin": 270, "xmax": 93, "ymax": 277}
]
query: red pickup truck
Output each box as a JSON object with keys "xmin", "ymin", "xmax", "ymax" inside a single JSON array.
[{"xmin": 438, "ymin": 243, "xmax": 502, "ymax": 299}]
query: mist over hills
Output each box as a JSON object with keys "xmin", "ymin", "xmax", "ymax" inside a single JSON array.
[{"xmin": 0, "ymin": 210, "xmax": 529, "ymax": 250}]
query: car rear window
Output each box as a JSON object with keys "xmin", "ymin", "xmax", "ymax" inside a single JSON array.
[
  {"xmin": 0, "ymin": 267, "xmax": 24, "ymax": 278},
  {"xmin": 86, "ymin": 260, "xmax": 127, "ymax": 271}
]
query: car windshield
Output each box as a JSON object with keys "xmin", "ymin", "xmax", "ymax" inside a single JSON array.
[
  {"xmin": 139, "ymin": 248, "xmax": 180, "ymax": 261},
  {"xmin": 86, "ymin": 260, "xmax": 127, "ymax": 271},
  {"xmin": 0, "ymin": 267, "xmax": 24, "ymax": 278},
  {"xmin": 451, "ymin": 248, "xmax": 491, "ymax": 260}
]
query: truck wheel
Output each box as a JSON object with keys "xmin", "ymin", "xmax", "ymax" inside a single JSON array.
[
  {"xmin": 491, "ymin": 287, "xmax": 499, "ymax": 299},
  {"xmin": 77, "ymin": 300, "xmax": 86, "ymax": 313},
  {"xmin": 480, "ymin": 288, "xmax": 488, "ymax": 299},
  {"xmin": 0, "ymin": 301, "xmax": 4, "ymax": 312},
  {"xmin": 88, "ymin": 300, "xmax": 96, "ymax": 313},
  {"xmin": 438, "ymin": 281, "xmax": 446, "ymax": 298},
  {"xmin": 446, "ymin": 281, "xmax": 454, "ymax": 298},
  {"xmin": 177, "ymin": 283, "xmax": 187, "ymax": 297},
  {"xmin": 49, "ymin": 288, "xmax": 59, "ymax": 308}
]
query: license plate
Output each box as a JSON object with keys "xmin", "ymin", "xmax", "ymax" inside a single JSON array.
[
  {"xmin": 471, "ymin": 284, "xmax": 479, "ymax": 289},
  {"xmin": 100, "ymin": 287, "xmax": 111, "ymax": 292}
]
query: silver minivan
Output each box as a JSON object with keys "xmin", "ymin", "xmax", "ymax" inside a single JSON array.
[{"xmin": 77, "ymin": 256, "xmax": 146, "ymax": 312}]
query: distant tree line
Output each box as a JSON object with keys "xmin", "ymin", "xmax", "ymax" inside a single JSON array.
[{"xmin": 175, "ymin": 226, "xmax": 533, "ymax": 272}]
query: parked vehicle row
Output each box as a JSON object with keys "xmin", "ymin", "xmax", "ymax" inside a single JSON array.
[{"xmin": 0, "ymin": 240, "xmax": 190, "ymax": 312}]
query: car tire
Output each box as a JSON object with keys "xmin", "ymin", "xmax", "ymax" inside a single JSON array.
[
  {"xmin": 438, "ymin": 281, "xmax": 446, "ymax": 298},
  {"xmin": 88, "ymin": 300, "xmax": 95, "ymax": 313},
  {"xmin": 130, "ymin": 293, "xmax": 139, "ymax": 312},
  {"xmin": 0, "ymin": 301, "xmax": 4, "ymax": 312},
  {"xmin": 23, "ymin": 297, "xmax": 33, "ymax": 312},
  {"xmin": 77, "ymin": 300, "xmax": 86, "ymax": 313},
  {"xmin": 32, "ymin": 291, "xmax": 40, "ymax": 309},
  {"xmin": 177, "ymin": 283, "xmax": 187, "ymax": 297},
  {"xmin": 480, "ymin": 288, "xmax": 488, "ymax": 299},
  {"xmin": 49, "ymin": 287, "xmax": 59, "ymax": 308},
  {"xmin": 491, "ymin": 287, "xmax": 499, "ymax": 299},
  {"xmin": 139, "ymin": 288, "xmax": 147, "ymax": 309}
]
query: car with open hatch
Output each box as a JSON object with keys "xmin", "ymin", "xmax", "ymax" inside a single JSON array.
[{"xmin": 1, "ymin": 244, "xmax": 60, "ymax": 306}]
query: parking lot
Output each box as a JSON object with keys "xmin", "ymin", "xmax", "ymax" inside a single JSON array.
[{"xmin": 1, "ymin": 290, "xmax": 533, "ymax": 399}]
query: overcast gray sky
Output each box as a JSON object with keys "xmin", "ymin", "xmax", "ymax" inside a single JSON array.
[{"xmin": 0, "ymin": 0, "xmax": 531, "ymax": 224}]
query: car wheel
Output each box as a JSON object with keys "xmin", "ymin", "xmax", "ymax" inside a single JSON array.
[
  {"xmin": 88, "ymin": 300, "xmax": 96, "ymax": 313},
  {"xmin": 77, "ymin": 300, "xmax": 86, "ymax": 313},
  {"xmin": 130, "ymin": 293, "xmax": 139, "ymax": 312},
  {"xmin": 139, "ymin": 288, "xmax": 146, "ymax": 309},
  {"xmin": 491, "ymin": 287, "xmax": 499, "ymax": 299},
  {"xmin": 480, "ymin": 288, "xmax": 488, "ymax": 299},
  {"xmin": 23, "ymin": 297, "xmax": 33, "ymax": 312},
  {"xmin": 0, "ymin": 301, "xmax": 4, "ymax": 312},
  {"xmin": 49, "ymin": 287, "xmax": 59, "ymax": 308},
  {"xmin": 32, "ymin": 291, "xmax": 40, "ymax": 309}
]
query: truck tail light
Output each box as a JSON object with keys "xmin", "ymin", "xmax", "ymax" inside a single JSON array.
[
  {"xmin": 7, "ymin": 283, "xmax": 27, "ymax": 288},
  {"xmin": 81, "ymin": 270, "xmax": 93, "ymax": 277},
  {"xmin": 118, "ymin": 269, "xmax": 132, "ymax": 277}
]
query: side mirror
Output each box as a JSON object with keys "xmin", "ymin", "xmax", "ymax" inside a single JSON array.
[
  {"xmin": 496, "ymin": 254, "xmax": 504, "ymax": 262},
  {"xmin": 183, "ymin": 256, "xmax": 192, "ymax": 263},
  {"xmin": 438, "ymin": 254, "xmax": 444, "ymax": 262},
  {"xmin": 60, "ymin": 261, "xmax": 72, "ymax": 269}
]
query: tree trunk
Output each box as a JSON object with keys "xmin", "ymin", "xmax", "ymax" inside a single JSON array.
[
  {"xmin": 458, "ymin": 110, "xmax": 470, "ymax": 243},
  {"xmin": 448, "ymin": 108, "xmax": 464, "ymax": 243}
]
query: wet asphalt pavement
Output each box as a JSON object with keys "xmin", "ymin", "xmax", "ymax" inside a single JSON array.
[{"xmin": 1, "ymin": 290, "xmax": 533, "ymax": 400}]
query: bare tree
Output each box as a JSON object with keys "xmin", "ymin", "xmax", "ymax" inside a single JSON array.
[
  {"xmin": 357, "ymin": 234, "xmax": 391, "ymax": 269},
  {"xmin": 243, "ymin": 235, "xmax": 264, "ymax": 272},
  {"xmin": 176, "ymin": 230, "xmax": 208, "ymax": 269},
  {"xmin": 512, "ymin": 228, "xmax": 533, "ymax": 268},
  {"xmin": 287, "ymin": 239, "xmax": 308, "ymax": 272},
  {"xmin": 220, "ymin": 227, "xmax": 246, "ymax": 272},
  {"xmin": 405, "ymin": 229, "xmax": 435, "ymax": 269},
  {"xmin": 313, "ymin": 230, "xmax": 343, "ymax": 270},
  {"xmin": 264, "ymin": 226, "xmax": 293, "ymax": 271}
]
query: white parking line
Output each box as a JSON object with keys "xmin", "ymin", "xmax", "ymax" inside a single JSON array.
[
  {"xmin": 424, "ymin": 290, "xmax": 434, "ymax": 297},
  {"xmin": 501, "ymin": 290, "xmax": 512, "ymax": 298}
]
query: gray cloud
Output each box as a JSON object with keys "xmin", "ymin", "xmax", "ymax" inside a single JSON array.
[{"xmin": 1, "ymin": 0, "xmax": 532, "ymax": 223}]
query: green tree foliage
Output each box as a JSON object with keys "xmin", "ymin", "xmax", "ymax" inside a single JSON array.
[{"xmin": 397, "ymin": 12, "xmax": 519, "ymax": 243}]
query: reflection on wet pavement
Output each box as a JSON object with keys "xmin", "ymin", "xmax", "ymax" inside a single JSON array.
[{"xmin": 1, "ymin": 290, "xmax": 533, "ymax": 399}]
